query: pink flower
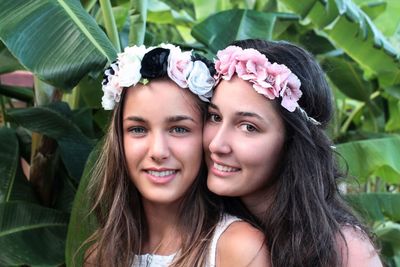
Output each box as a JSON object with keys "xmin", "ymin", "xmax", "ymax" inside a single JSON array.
[
  {"xmin": 215, "ymin": 46, "xmax": 242, "ymax": 79},
  {"xmin": 167, "ymin": 46, "xmax": 193, "ymax": 88},
  {"xmin": 280, "ymin": 73, "xmax": 302, "ymax": 112},
  {"xmin": 266, "ymin": 63, "xmax": 291, "ymax": 93},
  {"xmin": 236, "ymin": 48, "xmax": 269, "ymax": 81}
]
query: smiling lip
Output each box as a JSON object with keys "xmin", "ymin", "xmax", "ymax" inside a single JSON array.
[
  {"xmin": 210, "ymin": 161, "xmax": 241, "ymax": 177},
  {"xmin": 144, "ymin": 168, "xmax": 178, "ymax": 184}
]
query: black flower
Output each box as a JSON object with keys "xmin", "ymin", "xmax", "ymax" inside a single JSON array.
[{"xmin": 140, "ymin": 48, "xmax": 170, "ymax": 79}]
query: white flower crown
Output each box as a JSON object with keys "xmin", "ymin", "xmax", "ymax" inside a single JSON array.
[{"xmin": 101, "ymin": 44, "xmax": 216, "ymax": 110}]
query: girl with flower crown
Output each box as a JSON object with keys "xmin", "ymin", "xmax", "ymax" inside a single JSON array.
[
  {"xmin": 204, "ymin": 39, "xmax": 383, "ymax": 267},
  {"xmin": 83, "ymin": 44, "xmax": 268, "ymax": 267}
]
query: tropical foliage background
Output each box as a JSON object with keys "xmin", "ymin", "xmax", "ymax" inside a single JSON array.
[{"xmin": 0, "ymin": 0, "xmax": 399, "ymax": 266}]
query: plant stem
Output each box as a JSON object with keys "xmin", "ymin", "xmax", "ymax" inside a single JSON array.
[
  {"xmin": 340, "ymin": 91, "xmax": 381, "ymax": 134},
  {"xmin": 99, "ymin": 0, "xmax": 121, "ymax": 52}
]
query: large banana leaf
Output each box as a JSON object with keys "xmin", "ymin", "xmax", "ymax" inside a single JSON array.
[
  {"xmin": 321, "ymin": 55, "xmax": 372, "ymax": 102},
  {"xmin": 7, "ymin": 102, "xmax": 95, "ymax": 182},
  {"xmin": 0, "ymin": 201, "xmax": 69, "ymax": 266},
  {"xmin": 336, "ymin": 136, "xmax": 400, "ymax": 183},
  {"xmin": 65, "ymin": 141, "xmax": 101, "ymax": 267},
  {"xmin": 0, "ymin": 127, "xmax": 38, "ymax": 203},
  {"xmin": 192, "ymin": 9, "xmax": 297, "ymax": 53},
  {"xmin": 280, "ymin": 0, "xmax": 400, "ymax": 87},
  {"xmin": 346, "ymin": 193, "xmax": 400, "ymax": 222},
  {"xmin": 0, "ymin": 43, "xmax": 23, "ymax": 74},
  {"xmin": 0, "ymin": 0, "xmax": 117, "ymax": 90}
]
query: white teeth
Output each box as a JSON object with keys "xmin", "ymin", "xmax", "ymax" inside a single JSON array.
[
  {"xmin": 214, "ymin": 162, "xmax": 239, "ymax": 172},
  {"xmin": 147, "ymin": 170, "xmax": 176, "ymax": 177}
]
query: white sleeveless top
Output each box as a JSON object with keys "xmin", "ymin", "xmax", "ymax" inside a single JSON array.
[{"xmin": 131, "ymin": 214, "xmax": 241, "ymax": 267}]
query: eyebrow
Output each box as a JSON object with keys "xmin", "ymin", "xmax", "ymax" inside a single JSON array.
[
  {"xmin": 209, "ymin": 102, "xmax": 266, "ymax": 123},
  {"xmin": 124, "ymin": 115, "xmax": 194, "ymax": 123},
  {"xmin": 236, "ymin": 111, "xmax": 264, "ymax": 121},
  {"xmin": 166, "ymin": 115, "xmax": 194, "ymax": 123}
]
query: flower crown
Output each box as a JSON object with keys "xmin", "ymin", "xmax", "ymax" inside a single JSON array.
[
  {"xmin": 214, "ymin": 45, "xmax": 320, "ymax": 125},
  {"xmin": 101, "ymin": 44, "xmax": 216, "ymax": 110}
]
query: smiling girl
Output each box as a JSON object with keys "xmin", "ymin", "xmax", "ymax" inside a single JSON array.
[{"xmin": 204, "ymin": 39, "xmax": 382, "ymax": 267}]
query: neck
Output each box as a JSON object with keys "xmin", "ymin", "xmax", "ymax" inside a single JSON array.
[
  {"xmin": 241, "ymin": 184, "xmax": 276, "ymax": 220},
  {"xmin": 141, "ymin": 200, "xmax": 182, "ymax": 255}
]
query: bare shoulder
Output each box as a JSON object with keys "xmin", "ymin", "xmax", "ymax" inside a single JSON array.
[
  {"xmin": 217, "ymin": 221, "xmax": 271, "ymax": 267},
  {"xmin": 338, "ymin": 226, "xmax": 383, "ymax": 267}
]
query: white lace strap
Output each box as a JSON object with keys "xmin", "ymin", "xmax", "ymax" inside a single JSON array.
[{"xmin": 208, "ymin": 214, "xmax": 242, "ymax": 267}]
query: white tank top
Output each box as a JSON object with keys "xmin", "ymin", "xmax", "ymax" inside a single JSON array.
[{"xmin": 131, "ymin": 214, "xmax": 241, "ymax": 267}]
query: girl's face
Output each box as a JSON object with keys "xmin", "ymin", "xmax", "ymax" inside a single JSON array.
[
  {"xmin": 123, "ymin": 79, "xmax": 203, "ymax": 205},
  {"xmin": 203, "ymin": 75, "xmax": 286, "ymax": 202}
]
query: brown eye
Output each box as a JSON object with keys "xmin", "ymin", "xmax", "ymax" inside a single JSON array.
[
  {"xmin": 208, "ymin": 113, "xmax": 221, "ymax": 123},
  {"xmin": 239, "ymin": 123, "xmax": 258, "ymax": 133}
]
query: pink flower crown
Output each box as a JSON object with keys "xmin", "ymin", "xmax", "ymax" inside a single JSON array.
[{"xmin": 214, "ymin": 45, "xmax": 320, "ymax": 125}]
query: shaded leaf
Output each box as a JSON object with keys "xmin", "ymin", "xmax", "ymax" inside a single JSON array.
[
  {"xmin": 65, "ymin": 141, "xmax": 102, "ymax": 267},
  {"xmin": 321, "ymin": 55, "xmax": 372, "ymax": 101},
  {"xmin": 0, "ymin": 84, "xmax": 34, "ymax": 103},
  {"xmin": 7, "ymin": 102, "xmax": 95, "ymax": 181},
  {"xmin": 0, "ymin": 201, "xmax": 69, "ymax": 266},
  {"xmin": 0, "ymin": 127, "xmax": 38, "ymax": 203}
]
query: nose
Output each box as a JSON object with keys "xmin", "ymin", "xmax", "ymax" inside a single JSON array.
[
  {"xmin": 150, "ymin": 131, "xmax": 170, "ymax": 162},
  {"xmin": 208, "ymin": 125, "xmax": 232, "ymax": 155}
]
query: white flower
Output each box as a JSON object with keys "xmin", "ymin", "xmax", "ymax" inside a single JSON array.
[
  {"xmin": 117, "ymin": 45, "xmax": 147, "ymax": 87},
  {"xmin": 187, "ymin": 61, "xmax": 215, "ymax": 101},
  {"xmin": 101, "ymin": 74, "xmax": 122, "ymax": 110}
]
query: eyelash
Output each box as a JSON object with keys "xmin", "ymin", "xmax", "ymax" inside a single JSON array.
[
  {"xmin": 128, "ymin": 126, "xmax": 147, "ymax": 135},
  {"xmin": 127, "ymin": 126, "xmax": 190, "ymax": 136},
  {"xmin": 170, "ymin": 126, "xmax": 190, "ymax": 134},
  {"xmin": 207, "ymin": 112, "xmax": 221, "ymax": 123},
  {"xmin": 239, "ymin": 123, "xmax": 259, "ymax": 133}
]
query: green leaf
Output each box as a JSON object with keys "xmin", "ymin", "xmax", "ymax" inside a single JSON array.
[
  {"xmin": 346, "ymin": 193, "xmax": 400, "ymax": 223},
  {"xmin": 336, "ymin": 136, "xmax": 400, "ymax": 183},
  {"xmin": 0, "ymin": 0, "xmax": 117, "ymax": 90},
  {"xmin": 321, "ymin": 55, "xmax": 372, "ymax": 101},
  {"xmin": 7, "ymin": 102, "xmax": 95, "ymax": 181},
  {"xmin": 280, "ymin": 0, "xmax": 400, "ymax": 87},
  {"xmin": 65, "ymin": 141, "xmax": 101, "ymax": 267},
  {"xmin": 385, "ymin": 97, "xmax": 400, "ymax": 132},
  {"xmin": 0, "ymin": 201, "xmax": 69, "ymax": 266},
  {"xmin": 359, "ymin": 1, "xmax": 386, "ymax": 20},
  {"xmin": 192, "ymin": 9, "xmax": 296, "ymax": 53},
  {"xmin": 0, "ymin": 84, "xmax": 34, "ymax": 103},
  {"xmin": 0, "ymin": 43, "xmax": 23, "ymax": 74},
  {"xmin": 0, "ymin": 127, "xmax": 38, "ymax": 203}
]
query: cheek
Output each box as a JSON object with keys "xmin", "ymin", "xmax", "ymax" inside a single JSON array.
[
  {"xmin": 123, "ymin": 137, "xmax": 147, "ymax": 167},
  {"xmin": 236, "ymin": 135, "xmax": 284, "ymax": 173}
]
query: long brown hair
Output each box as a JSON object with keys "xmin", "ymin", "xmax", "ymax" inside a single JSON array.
[
  {"xmin": 226, "ymin": 39, "xmax": 374, "ymax": 267},
  {"xmin": 84, "ymin": 84, "xmax": 221, "ymax": 266}
]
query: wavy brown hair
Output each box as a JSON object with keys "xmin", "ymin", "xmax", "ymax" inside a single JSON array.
[
  {"xmin": 83, "ymin": 83, "xmax": 221, "ymax": 267},
  {"xmin": 225, "ymin": 39, "xmax": 375, "ymax": 267}
]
